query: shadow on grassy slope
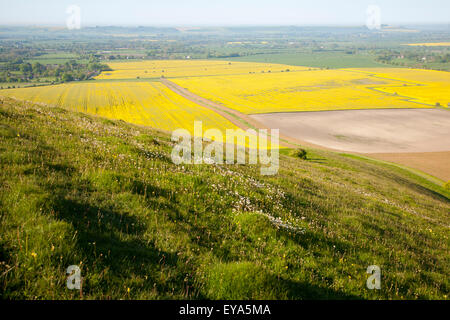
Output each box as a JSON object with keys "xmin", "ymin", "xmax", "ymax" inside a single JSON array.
[{"xmin": 0, "ymin": 115, "xmax": 194, "ymax": 298}]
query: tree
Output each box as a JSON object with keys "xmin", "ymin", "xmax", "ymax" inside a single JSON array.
[
  {"xmin": 12, "ymin": 58, "xmax": 23, "ymax": 65},
  {"xmin": 20, "ymin": 63, "xmax": 32, "ymax": 74},
  {"xmin": 62, "ymin": 73, "xmax": 74, "ymax": 82},
  {"xmin": 32, "ymin": 62, "xmax": 45, "ymax": 75},
  {"xmin": 291, "ymin": 148, "xmax": 308, "ymax": 160}
]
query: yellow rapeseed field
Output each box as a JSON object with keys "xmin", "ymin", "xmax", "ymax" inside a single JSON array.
[
  {"xmin": 172, "ymin": 68, "xmax": 441, "ymax": 114},
  {"xmin": 0, "ymin": 81, "xmax": 276, "ymax": 149},
  {"xmin": 0, "ymin": 82, "xmax": 240, "ymax": 134},
  {"xmin": 2, "ymin": 60, "xmax": 446, "ymax": 150},
  {"xmin": 348, "ymin": 68, "xmax": 450, "ymax": 107},
  {"xmin": 95, "ymin": 60, "xmax": 310, "ymax": 80}
]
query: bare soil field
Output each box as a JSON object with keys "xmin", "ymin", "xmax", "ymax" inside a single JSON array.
[
  {"xmin": 251, "ymin": 109, "xmax": 450, "ymax": 154},
  {"xmin": 368, "ymin": 151, "xmax": 450, "ymax": 182},
  {"xmin": 251, "ymin": 109, "xmax": 450, "ymax": 181}
]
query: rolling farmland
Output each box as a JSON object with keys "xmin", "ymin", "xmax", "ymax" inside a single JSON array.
[
  {"xmin": 95, "ymin": 60, "xmax": 310, "ymax": 80},
  {"xmin": 0, "ymin": 21, "xmax": 449, "ymax": 302},
  {"xmin": 348, "ymin": 68, "xmax": 450, "ymax": 107},
  {"xmin": 0, "ymin": 60, "xmax": 448, "ymax": 178},
  {"xmin": 0, "ymin": 81, "xmax": 242, "ymax": 135},
  {"xmin": 172, "ymin": 67, "xmax": 448, "ymax": 114},
  {"xmin": 6, "ymin": 61, "xmax": 447, "ymax": 122}
]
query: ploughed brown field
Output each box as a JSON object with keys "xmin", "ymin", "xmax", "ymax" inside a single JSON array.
[
  {"xmin": 251, "ymin": 109, "xmax": 450, "ymax": 181},
  {"xmin": 368, "ymin": 152, "xmax": 450, "ymax": 181}
]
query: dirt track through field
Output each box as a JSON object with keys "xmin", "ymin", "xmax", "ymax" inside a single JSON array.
[
  {"xmin": 161, "ymin": 79, "xmax": 450, "ymax": 182},
  {"xmin": 161, "ymin": 78, "xmax": 318, "ymax": 148}
]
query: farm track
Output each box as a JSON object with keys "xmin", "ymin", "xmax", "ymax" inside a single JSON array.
[{"xmin": 160, "ymin": 78, "xmax": 325, "ymax": 150}]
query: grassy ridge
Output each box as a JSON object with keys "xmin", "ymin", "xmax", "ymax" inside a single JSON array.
[{"xmin": 0, "ymin": 98, "xmax": 448, "ymax": 299}]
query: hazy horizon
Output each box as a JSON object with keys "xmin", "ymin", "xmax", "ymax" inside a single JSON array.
[
  {"xmin": 0, "ymin": 0, "xmax": 449, "ymax": 27},
  {"xmin": 1, "ymin": 23, "xmax": 449, "ymax": 28}
]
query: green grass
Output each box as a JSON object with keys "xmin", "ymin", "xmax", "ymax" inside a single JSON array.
[
  {"xmin": 0, "ymin": 98, "xmax": 448, "ymax": 300},
  {"xmin": 25, "ymin": 53, "xmax": 89, "ymax": 65},
  {"xmin": 224, "ymin": 52, "xmax": 392, "ymax": 69}
]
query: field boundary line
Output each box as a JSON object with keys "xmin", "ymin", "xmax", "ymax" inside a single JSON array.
[
  {"xmin": 341, "ymin": 68, "xmax": 444, "ymax": 107},
  {"xmin": 160, "ymin": 78, "xmax": 323, "ymax": 149}
]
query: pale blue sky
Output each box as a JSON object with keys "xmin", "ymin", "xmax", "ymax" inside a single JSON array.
[{"xmin": 0, "ymin": 0, "xmax": 449, "ymax": 26}]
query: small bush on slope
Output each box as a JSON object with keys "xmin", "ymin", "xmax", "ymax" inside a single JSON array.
[{"xmin": 291, "ymin": 148, "xmax": 308, "ymax": 160}]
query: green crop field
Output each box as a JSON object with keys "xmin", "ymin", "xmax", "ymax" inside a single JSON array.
[
  {"xmin": 25, "ymin": 53, "xmax": 84, "ymax": 65},
  {"xmin": 223, "ymin": 52, "xmax": 390, "ymax": 69}
]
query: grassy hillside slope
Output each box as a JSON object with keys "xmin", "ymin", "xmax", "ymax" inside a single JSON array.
[{"xmin": 0, "ymin": 97, "xmax": 448, "ymax": 300}]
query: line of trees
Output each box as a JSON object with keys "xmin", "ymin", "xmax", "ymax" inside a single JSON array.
[
  {"xmin": 0, "ymin": 58, "xmax": 111, "ymax": 83},
  {"xmin": 377, "ymin": 50, "xmax": 450, "ymax": 66}
]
